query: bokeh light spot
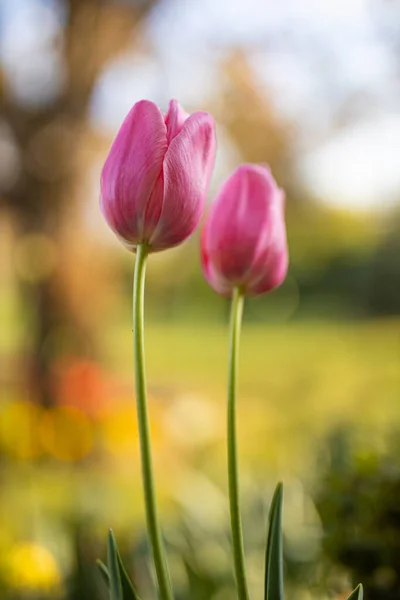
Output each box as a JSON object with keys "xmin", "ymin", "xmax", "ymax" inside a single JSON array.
[
  {"xmin": 4, "ymin": 542, "xmax": 61, "ymax": 592},
  {"xmin": 40, "ymin": 406, "xmax": 93, "ymax": 461},
  {"xmin": 0, "ymin": 400, "xmax": 42, "ymax": 460}
]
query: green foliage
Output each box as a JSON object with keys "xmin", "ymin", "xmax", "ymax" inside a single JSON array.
[
  {"xmin": 264, "ymin": 483, "xmax": 284, "ymax": 600},
  {"xmin": 347, "ymin": 584, "xmax": 363, "ymax": 600},
  {"xmin": 97, "ymin": 559, "xmax": 110, "ymax": 587},
  {"xmin": 315, "ymin": 426, "xmax": 400, "ymax": 600},
  {"xmin": 108, "ymin": 530, "xmax": 124, "ymax": 600},
  {"xmin": 99, "ymin": 531, "xmax": 141, "ymax": 600}
]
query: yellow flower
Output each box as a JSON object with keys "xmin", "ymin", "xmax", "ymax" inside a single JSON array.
[{"xmin": 5, "ymin": 542, "xmax": 61, "ymax": 592}]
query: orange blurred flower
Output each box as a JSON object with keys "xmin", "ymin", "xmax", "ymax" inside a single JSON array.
[{"xmin": 52, "ymin": 357, "xmax": 111, "ymax": 417}]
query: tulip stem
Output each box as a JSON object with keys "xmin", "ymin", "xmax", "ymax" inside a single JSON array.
[
  {"xmin": 227, "ymin": 287, "xmax": 250, "ymax": 600},
  {"xmin": 133, "ymin": 243, "xmax": 173, "ymax": 600}
]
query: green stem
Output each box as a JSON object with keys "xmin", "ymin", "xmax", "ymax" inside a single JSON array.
[
  {"xmin": 227, "ymin": 287, "xmax": 250, "ymax": 600},
  {"xmin": 133, "ymin": 243, "xmax": 173, "ymax": 600}
]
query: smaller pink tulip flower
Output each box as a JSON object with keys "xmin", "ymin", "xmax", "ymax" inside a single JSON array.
[
  {"xmin": 100, "ymin": 99, "xmax": 216, "ymax": 252},
  {"xmin": 201, "ymin": 164, "xmax": 288, "ymax": 297}
]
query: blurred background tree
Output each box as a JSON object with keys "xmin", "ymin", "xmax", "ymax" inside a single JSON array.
[
  {"xmin": 214, "ymin": 50, "xmax": 296, "ymax": 188},
  {"xmin": 0, "ymin": 0, "xmax": 158, "ymax": 407}
]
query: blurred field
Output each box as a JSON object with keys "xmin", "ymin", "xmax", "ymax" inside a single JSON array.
[
  {"xmin": 106, "ymin": 318, "xmax": 400, "ymax": 438},
  {"xmin": 0, "ymin": 316, "xmax": 398, "ymax": 597},
  {"xmin": 99, "ymin": 316, "xmax": 400, "ymax": 494},
  {"xmin": 2, "ymin": 316, "xmax": 399, "ymax": 511}
]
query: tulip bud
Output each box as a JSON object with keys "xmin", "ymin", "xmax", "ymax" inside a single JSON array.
[
  {"xmin": 201, "ymin": 164, "xmax": 288, "ymax": 297},
  {"xmin": 100, "ymin": 99, "xmax": 216, "ymax": 252}
]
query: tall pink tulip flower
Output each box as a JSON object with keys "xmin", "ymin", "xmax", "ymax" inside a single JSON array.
[
  {"xmin": 100, "ymin": 99, "xmax": 216, "ymax": 252},
  {"xmin": 201, "ymin": 164, "xmax": 288, "ymax": 296}
]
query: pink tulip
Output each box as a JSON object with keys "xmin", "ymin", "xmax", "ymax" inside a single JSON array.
[
  {"xmin": 100, "ymin": 99, "xmax": 216, "ymax": 252},
  {"xmin": 201, "ymin": 164, "xmax": 288, "ymax": 297}
]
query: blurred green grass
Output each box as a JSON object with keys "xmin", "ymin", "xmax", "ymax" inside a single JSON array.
[
  {"xmin": 0, "ymin": 314, "xmax": 398, "ymax": 599},
  {"xmin": 102, "ymin": 318, "xmax": 400, "ymax": 475},
  {"xmin": 1, "ymin": 312, "xmax": 399, "ymax": 531},
  {"xmin": 106, "ymin": 318, "xmax": 399, "ymax": 423}
]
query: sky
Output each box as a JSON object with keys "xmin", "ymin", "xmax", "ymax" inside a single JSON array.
[{"xmin": 1, "ymin": 0, "xmax": 400, "ymax": 211}]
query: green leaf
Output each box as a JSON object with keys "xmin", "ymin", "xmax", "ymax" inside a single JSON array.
[
  {"xmin": 108, "ymin": 530, "xmax": 123, "ymax": 600},
  {"xmin": 101, "ymin": 531, "xmax": 141, "ymax": 600},
  {"xmin": 96, "ymin": 559, "xmax": 110, "ymax": 587},
  {"xmin": 264, "ymin": 482, "xmax": 284, "ymax": 600},
  {"xmin": 347, "ymin": 584, "xmax": 363, "ymax": 600},
  {"xmin": 117, "ymin": 548, "xmax": 141, "ymax": 600}
]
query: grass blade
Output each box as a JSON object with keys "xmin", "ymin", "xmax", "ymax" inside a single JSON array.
[
  {"xmin": 108, "ymin": 530, "xmax": 123, "ymax": 600},
  {"xmin": 117, "ymin": 550, "xmax": 140, "ymax": 600},
  {"xmin": 97, "ymin": 559, "xmax": 110, "ymax": 588},
  {"xmin": 347, "ymin": 584, "xmax": 363, "ymax": 600},
  {"xmin": 264, "ymin": 482, "xmax": 284, "ymax": 600},
  {"xmin": 101, "ymin": 531, "xmax": 140, "ymax": 600}
]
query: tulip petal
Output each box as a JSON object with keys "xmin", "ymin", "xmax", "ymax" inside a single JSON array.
[
  {"xmin": 100, "ymin": 100, "xmax": 167, "ymax": 245},
  {"xmin": 201, "ymin": 164, "xmax": 288, "ymax": 297},
  {"xmin": 250, "ymin": 243, "xmax": 288, "ymax": 295},
  {"xmin": 243, "ymin": 188, "xmax": 288, "ymax": 294},
  {"xmin": 201, "ymin": 226, "xmax": 233, "ymax": 296},
  {"xmin": 149, "ymin": 111, "xmax": 216, "ymax": 251},
  {"xmin": 164, "ymin": 99, "xmax": 190, "ymax": 144},
  {"xmin": 142, "ymin": 170, "xmax": 165, "ymax": 241},
  {"xmin": 204, "ymin": 165, "xmax": 276, "ymax": 283}
]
